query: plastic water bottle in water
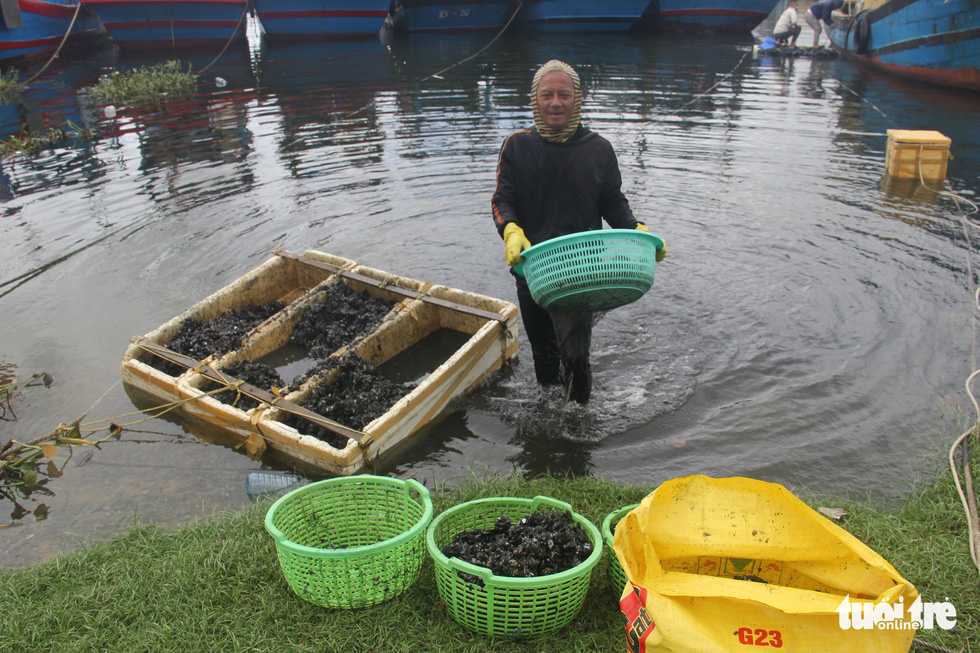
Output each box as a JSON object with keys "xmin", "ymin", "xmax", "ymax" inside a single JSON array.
[
  {"xmin": 215, "ymin": 77, "xmax": 227, "ymax": 88},
  {"xmin": 245, "ymin": 472, "xmax": 306, "ymax": 502}
]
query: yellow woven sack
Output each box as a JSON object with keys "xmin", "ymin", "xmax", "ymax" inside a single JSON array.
[{"xmin": 614, "ymin": 475, "xmax": 918, "ymax": 653}]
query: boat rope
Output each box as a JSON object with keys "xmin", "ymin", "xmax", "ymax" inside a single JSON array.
[
  {"xmin": 21, "ymin": 1, "xmax": 83, "ymax": 87},
  {"xmin": 0, "ymin": 378, "xmax": 241, "ymax": 464},
  {"xmin": 668, "ymin": 49, "xmax": 751, "ymax": 117},
  {"xmin": 199, "ymin": 4, "xmax": 250, "ymax": 76},
  {"xmin": 420, "ymin": 0, "xmax": 524, "ymax": 83},
  {"xmin": 951, "ymin": 203, "xmax": 980, "ymax": 573},
  {"xmin": 817, "ymin": 86, "xmax": 980, "ymax": 575},
  {"xmin": 169, "ymin": 14, "xmax": 176, "ymax": 55},
  {"xmin": 836, "ymin": 79, "xmax": 893, "ymax": 124},
  {"xmin": 910, "ymin": 639, "xmax": 968, "ymax": 653},
  {"xmin": 0, "ymin": 209, "xmax": 158, "ymax": 298},
  {"xmin": 131, "ymin": 336, "xmax": 368, "ymax": 444},
  {"xmin": 0, "ymin": 6, "xmax": 223, "ymax": 299},
  {"xmin": 100, "ymin": 377, "xmax": 367, "ymax": 461},
  {"xmin": 620, "ymin": 47, "xmax": 751, "ymax": 163},
  {"xmin": 630, "ymin": 48, "xmax": 752, "ymax": 136},
  {"xmin": 8, "ymin": 379, "xmax": 119, "ymax": 453},
  {"xmin": 0, "ymin": 0, "xmax": 512, "ymax": 298},
  {"xmin": 345, "ymin": 0, "xmax": 524, "ymax": 119},
  {"xmin": 911, "ymin": 145, "xmax": 980, "ymax": 575}
]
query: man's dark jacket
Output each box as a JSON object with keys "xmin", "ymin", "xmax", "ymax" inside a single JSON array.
[{"xmin": 492, "ymin": 125, "xmax": 640, "ymax": 246}]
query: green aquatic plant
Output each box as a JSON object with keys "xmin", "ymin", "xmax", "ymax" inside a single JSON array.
[
  {"xmin": 0, "ymin": 130, "xmax": 55, "ymax": 158},
  {"xmin": 90, "ymin": 60, "xmax": 197, "ymax": 106},
  {"xmin": 0, "ymin": 121, "xmax": 95, "ymax": 159},
  {"xmin": 0, "ymin": 373, "xmax": 56, "ymax": 521},
  {"xmin": 0, "ymin": 372, "xmax": 127, "ymax": 522},
  {"xmin": 0, "ymin": 68, "xmax": 23, "ymax": 104},
  {"xmin": 0, "ymin": 421, "xmax": 123, "ymax": 523},
  {"xmin": 0, "ymin": 368, "xmax": 247, "ymax": 524},
  {"xmin": 0, "ymin": 372, "xmax": 52, "ymax": 422}
]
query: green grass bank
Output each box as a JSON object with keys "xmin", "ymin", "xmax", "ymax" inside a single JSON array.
[{"xmin": 1, "ymin": 454, "xmax": 978, "ymax": 652}]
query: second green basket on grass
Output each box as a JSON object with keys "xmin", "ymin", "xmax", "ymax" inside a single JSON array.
[
  {"xmin": 426, "ymin": 495, "xmax": 602, "ymax": 641},
  {"xmin": 265, "ymin": 474, "xmax": 432, "ymax": 609},
  {"xmin": 602, "ymin": 503, "xmax": 640, "ymax": 599}
]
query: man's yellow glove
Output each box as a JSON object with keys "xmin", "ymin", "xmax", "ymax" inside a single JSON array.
[
  {"xmin": 636, "ymin": 223, "xmax": 667, "ymax": 262},
  {"xmin": 503, "ymin": 223, "xmax": 531, "ymax": 267}
]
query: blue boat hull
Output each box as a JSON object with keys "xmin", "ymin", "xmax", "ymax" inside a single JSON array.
[
  {"xmin": 252, "ymin": 0, "xmax": 390, "ymax": 40},
  {"xmin": 828, "ymin": 0, "xmax": 980, "ymax": 90},
  {"xmin": 656, "ymin": 0, "xmax": 778, "ymax": 32},
  {"xmin": 0, "ymin": 0, "xmax": 104, "ymax": 61},
  {"xmin": 516, "ymin": 0, "xmax": 651, "ymax": 32},
  {"xmin": 391, "ymin": 1, "xmax": 518, "ymax": 32},
  {"xmin": 83, "ymin": 0, "xmax": 246, "ymax": 50}
]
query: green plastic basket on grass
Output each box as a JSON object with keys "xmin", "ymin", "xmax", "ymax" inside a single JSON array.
[
  {"xmin": 426, "ymin": 495, "xmax": 602, "ymax": 641},
  {"xmin": 265, "ymin": 474, "xmax": 432, "ymax": 609},
  {"xmin": 602, "ymin": 503, "xmax": 640, "ymax": 599},
  {"xmin": 514, "ymin": 229, "xmax": 664, "ymax": 314}
]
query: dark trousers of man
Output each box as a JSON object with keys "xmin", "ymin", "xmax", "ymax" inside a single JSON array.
[
  {"xmin": 774, "ymin": 25, "xmax": 801, "ymax": 44},
  {"xmin": 515, "ymin": 275, "xmax": 593, "ymax": 403}
]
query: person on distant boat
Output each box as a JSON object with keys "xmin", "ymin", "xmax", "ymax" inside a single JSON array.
[
  {"xmin": 491, "ymin": 59, "xmax": 666, "ymax": 405},
  {"xmin": 805, "ymin": 0, "xmax": 843, "ymax": 47},
  {"xmin": 773, "ymin": 0, "xmax": 802, "ymax": 46}
]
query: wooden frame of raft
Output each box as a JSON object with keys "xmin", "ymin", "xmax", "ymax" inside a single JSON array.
[{"xmin": 119, "ymin": 249, "xmax": 519, "ymax": 476}]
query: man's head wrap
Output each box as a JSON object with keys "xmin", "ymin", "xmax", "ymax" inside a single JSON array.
[{"xmin": 531, "ymin": 60, "xmax": 581, "ymax": 143}]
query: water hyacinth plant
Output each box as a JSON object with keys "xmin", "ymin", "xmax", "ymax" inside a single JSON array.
[
  {"xmin": 0, "ymin": 372, "xmax": 125, "ymax": 523},
  {"xmin": 0, "ymin": 68, "xmax": 22, "ymax": 104},
  {"xmin": 0, "ymin": 69, "xmax": 96, "ymax": 159},
  {"xmin": 0, "ymin": 121, "xmax": 93, "ymax": 159},
  {"xmin": 91, "ymin": 60, "xmax": 198, "ymax": 106},
  {"xmin": 0, "ymin": 373, "xmax": 56, "ymax": 521}
]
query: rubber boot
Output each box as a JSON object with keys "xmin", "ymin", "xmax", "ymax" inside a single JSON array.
[
  {"xmin": 564, "ymin": 357, "xmax": 592, "ymax": 404},
  {"xmin": 552, "ymin": 312, "xmax": 594, "ymax": 404},
  {"xmin": 515, "ymin": 277, "xmax": 562, "ymax": 385}
]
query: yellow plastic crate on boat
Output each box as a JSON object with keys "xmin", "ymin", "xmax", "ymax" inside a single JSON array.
[{"xmin": 885, "ymin": 129, "xmax": 951, "ymax": 181}]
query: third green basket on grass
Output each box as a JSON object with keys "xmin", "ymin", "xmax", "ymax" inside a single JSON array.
[
  {"xmin": 426, "ymin": 495, "xmax": 602, "ymax": 641},
  {"xmin": 514, "ymin": 229, "xmax": 664, "ymax": 314},
  {"xmin": 602, "ymin": 503, "xmax": 640, "ymax": 599}
]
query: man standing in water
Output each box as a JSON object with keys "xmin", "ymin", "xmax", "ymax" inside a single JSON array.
[{"xmin": 491, "ymin": 59, "xmax": 665, "ymax": 404}]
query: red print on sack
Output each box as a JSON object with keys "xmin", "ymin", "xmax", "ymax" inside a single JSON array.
[
  {"xmin": 621, "ymin": 584, "xmax": 656, "ymax": 653},
  {"xmin": 736, "ymin": 627, "xmax": 785, "ymax": 647}
]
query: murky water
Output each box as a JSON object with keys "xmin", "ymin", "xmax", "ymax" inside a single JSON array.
[{"xmin": 2, "ymin": 23, "xmax": 979, "ymax": 567}]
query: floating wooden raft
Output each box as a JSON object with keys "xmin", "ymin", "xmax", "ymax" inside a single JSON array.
[
  {"xmin": 120, "ymin": 249, "xmax": 519, "ymax": 476},
  {"xmin": 753, "ymin": 45, "xmax": 838, "ymax": 58}
]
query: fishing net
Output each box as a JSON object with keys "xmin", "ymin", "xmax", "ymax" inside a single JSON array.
[{"xmin": 751, "ymin": 0, "xmax": 794, "ymax": 42}]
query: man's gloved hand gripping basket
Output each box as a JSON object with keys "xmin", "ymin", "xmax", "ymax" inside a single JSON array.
[{"xmin": 514, "ymin": 229, "xmax": 664, "ymax": 313}]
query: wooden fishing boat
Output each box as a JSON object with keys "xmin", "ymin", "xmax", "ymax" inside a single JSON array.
[
  {"xmin": 514, "ymin": 0, "xmax": 651, "ymax": 32},
  {"xmin": 120, "ymin": 249, "xmax": 519, "ymax": 476},
  {"xmin": 387, "ymin": 0, "xmax": 519, "ymax": 32},
  {"xmin": 656, "ymin": 0, "xmax": 779, "ymax": 32},
  {"xmin": 827, "ymin": 0, "xmax": 979, "ymax": 90},
  {"xmin": 251, "ymin": 0, "xmax": 390, "ymax": 41},
  {"xmin": 0, "ymin": 0, "xmax": 104, "ymax": 61},
  {"xmin": 81, "ymin": 0, "xmax": 247, "ymax": 50}
]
